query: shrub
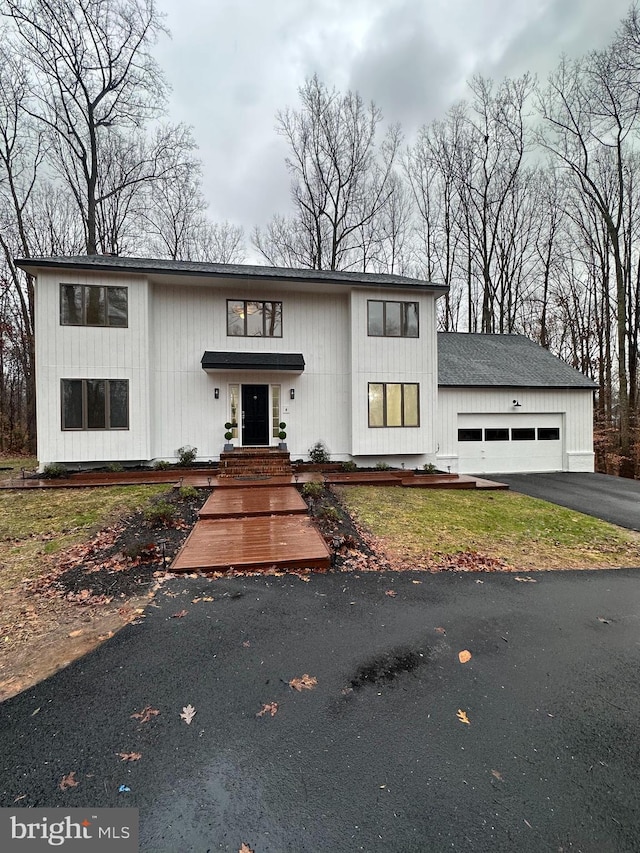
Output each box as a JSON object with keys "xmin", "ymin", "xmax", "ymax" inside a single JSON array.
[
  {"xmin": 42, "ymin": 462, "xmax": 68, "ymax": 479},
  {"xmin": 375, "ymin": 461, "xmax": 392, "ymax": 471},
  {"xmin": 178, "ymin": 485, "xmax": 198, "ymax": 499},
  {"xmin": 308, "ymin": 440, "xmax": 330, "ymax": 464},
  {"xmin": 144, "ymin": 500, "xmax": 175, "ymax": 524},
  {"xmin": 302, "ymin": 481, "xmax": 324, "ymax": 499},
  {"xmin": 317, "ymin": 503, "xmax": 341, "ymax": 523},
  {"xmin": 423, "ymin": 463, "xmax": 438, "ymax": 473},
  {"xmin": 342, "ymin": 460, "xmax": 357, "ymax": 472},
  {"xmin": 153, "ymin": 460, "xmax": 172, "ymax": 471},
  {"xmin": 177, "ymin": 445, "xmax": 198, "ymax": 466},
  {"xmin": 107, "ymin": 462, "xmax": 124, "ymax": 472}
]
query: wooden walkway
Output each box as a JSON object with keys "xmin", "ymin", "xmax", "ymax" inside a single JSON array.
[{"xmin": 198, "ymin": 486, "xmax": 307, "ymax": 518}]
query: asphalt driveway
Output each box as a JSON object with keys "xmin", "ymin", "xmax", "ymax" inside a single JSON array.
[
  {"xmin": 2, "ymin": 568, "xmax": 640, "ymax": 852},
  {"xmin": 491, "ymin": 472, "xmax": 640, "ymax": 531}
]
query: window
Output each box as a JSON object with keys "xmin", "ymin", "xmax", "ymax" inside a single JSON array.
[
  {"xmin": 271, "ymin": 385, "xmax": 281, "ymax": 438},
  {"xmin": 227, "ymin": 300, "xmax": 282, "ymax": 337},
  {"xmin": 60, "ymin": 284, "xmax": 128, "ymax": 327},
  {"xmin": 485, "ymin": 428, "xmax": 509, "ymax": 441},
  {"xmin": 512, "ymin": 427, "xmax": 536, "ymax": 441},
  {"xmin": 538, "ymin": 427, "xmax": 560, "ymax": 441},
  {"xmin": 458, "ymin": 428, "xmax": 482, "ymax": 442},
  {"xmin": 368, "ymin": 383, "xmax": 419, "ymax": 427},
  {"xmin": 367, "ymin": 301, "xmax": 419, "ymax": 337},
  {"xmin": 61, "ymin": 379, "xmax": 129, "ymax": 430}
]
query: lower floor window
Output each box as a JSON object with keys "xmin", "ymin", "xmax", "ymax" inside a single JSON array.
[
  {"xmin": 61, "ymin": 379, "xmax": 129, "ymax": 430},
  {"xmin": 368, "ymin": 383, "xmax": 419, "ymax": 427}
]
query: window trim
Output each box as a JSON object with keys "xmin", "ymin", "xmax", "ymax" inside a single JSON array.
[
  {"xmin": 458, "ymin": 428, "xmax": 483, "ymax": 442},
  {"xmin": 60, "ymin": 283, "xmax": 128, "ymax": 328},
  {"xmin": 226, "ymin": 299, "xmax": 283, "ymax": 338},
  {"xmin": 61, "ymin": 378, "xmax": 129, "ymax": 431},
  {"xmin": 537, "ymin": 427, "xmax": 560, "ymax": 441},
  {"xmin": 367, "ymin": 300, "xmax": 419, "ymax": 338},
  {"xmin": 368, "ymin": 382, "xmax": 420, "ymax": 428}
]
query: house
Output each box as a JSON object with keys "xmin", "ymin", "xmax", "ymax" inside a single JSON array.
[{"xmin": 16, "ymin": 255, "xmax": 596, "ymax": 475}]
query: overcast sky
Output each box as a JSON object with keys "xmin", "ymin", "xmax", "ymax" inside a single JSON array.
[{"xmin": 153, "ymin": 0, "xmax": 634, "ymax": 243}]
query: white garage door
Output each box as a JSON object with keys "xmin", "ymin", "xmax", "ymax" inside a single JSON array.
[{"xmin": 457, "ymin": 413, "xmax": 564, "ymax": 474}]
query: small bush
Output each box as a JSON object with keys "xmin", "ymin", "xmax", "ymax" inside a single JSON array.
[
  {"xmin": 302, "ymin": 481, "xmax": 324, "ymax": 499},
  {"xmin": 178, "ymin": 485, "xmax": 198, "ymax": 499},
  {"xmin": 153, "ymin": 460, "xmax": 172, "ymax": 471},
  {"xmin": 107, "ymin": 462, "xmax": 124, "ymax": 472},
  {"xmin": 42, "ymin": 463, "xmax": 68, "ymax": 479},
  {"xmin": 144, "ymin": 500, "xmax": 175, "ymax": 524},
  {"xmin": 423, "ymin": 463, "xmax": 438, "ymax": 473},
  {"xmin": 342, "ymin": 460, "xmax": 357, "ymax": 472},
  {"xmin": 308, "ymin": 441, "xmax": 330, "ymax": 464},
  {"xmin": 375, "ymin": 461, "xmax": 392, "ymax": 471},
  {"xmin": 317, "ymin": 503, "xmax": 341, "ymax": 522},
  {"xmin": 177, "ymin": 445, "xmax": 198, "ymax": 466}
]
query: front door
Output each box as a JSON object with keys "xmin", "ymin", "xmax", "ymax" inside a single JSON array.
[{"xmin": 242, "ymin": 384, "xmax": 269, "ymax": 445}]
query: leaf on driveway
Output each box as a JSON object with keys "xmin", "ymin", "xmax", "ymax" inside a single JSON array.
[
  {"xmin": 131, "ymin": 706, "xmax": 160, "ymax": 724},
  {"xmin": 239, "ymin": 845, "xmax": 255, "ymax": 853},
  {"xmin": 289, "ymin": 674, "xmax": 318, "ymax": 691},
  {"xmin": 180, "ymin": 704, "xmax": 196, "ymax": 725},
  {"xmin": 242, "ymin": 640, "xmax": 251, "ymax": 647},
  {"xmin": 118, "ymin": 752, "xmax": 142, "ymax": 762},
  {"xmin": 172, "ymin": 609, "xmax": 189, "ymax": 618},
  {"xmin": 434, "ymin": 627, "xmax": 446, "ymax": 635},
  {"xmin": 59, "ymin": 771, "xmax": 78, "ymax": 790},
  {"xmin": 456, "ymin": 709, "xmax": 471, "ymax": 725},
  {"xmin": 458, "ymin": 650, "xmax": 472, "ymax": 664},
  {"xmin": 491, "ymin": 769, "xmax": 503, "ymax": 781},
  {"xmin": 385, "ymin": 589, "xmax": 397, "ymax": 597},
  {"xmin": 256, "ymin": 702, "xmax": 278, "ymax": 718},
  {"xmin": 514, "ymin": 576, "xmax": 537, "ymax": 583},
  {"xmin": 597, "ymin": 616, "xmax": 612, "ymax": 624}
]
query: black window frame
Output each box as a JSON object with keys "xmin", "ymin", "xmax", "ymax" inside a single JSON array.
[
  {"xmin": 485, "ymin": 428, "xmax": 510, "ymax": 442},
  {"xmin": 226, "ymin": 299, "xmax": 283, "ymax": 338},
  {"xmin": 511, "ymin": 427, "xmax": 536, "ymax": 441},
  {"xmin": 367, "ymin": 382, "xmax": 420, "ymax": 428},
  {"xmin": 60, "ymin": 284, "xmax": 128, "ymax": 327},
  {"xmin": 538, "ymin": 427, "xmax": 560, "ymax": 441},
  {"xmin": 458, "ymin": 428, "xmax": 483, "ymax": 442},
  {"xmin": 367, "ymin": 300, "xmax": 419, "ymax": 338},
  {"xmin": 61, "ymin": 379, "xmax": 129, "ymax": 431}
]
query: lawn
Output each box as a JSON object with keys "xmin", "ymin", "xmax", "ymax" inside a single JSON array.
[
  {"xmin": 338, "ymin": 486, "xmax": 640, "ymax": 570},
  {"xmin": 0, "ymin": 483, "xmax": 170, "ymax": 592}
]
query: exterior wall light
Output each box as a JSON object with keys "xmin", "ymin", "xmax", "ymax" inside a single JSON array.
[
  {"xmin": 214, "ymin": 388, "xmax": 220, "ymax": 399},
  {"xmin": 290, "ymin": 388, "xmax": 295, "ymax": 400},
  {"xmin": 512, "ymin": 399, "xmax": 521, "ymax": 408}
]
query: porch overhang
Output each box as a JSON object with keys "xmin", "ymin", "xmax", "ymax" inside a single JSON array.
[{"xmin": 201, "ymin": 351, "xmax": 305, "ymax": 373}]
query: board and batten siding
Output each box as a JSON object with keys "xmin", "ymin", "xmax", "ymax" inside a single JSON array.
[
  {"xmin": 148, "ymin": 282, "xmax": 351, "ymax": 461},
  {"xmin": 436, "ymin": 387, "xmax": 594, "ymax": 473},
  {"xmin": 35, "ymin": 270, "xmax": 151, "ymax": 466},
  {"xmin": 349, "ymin": 288, "xmax": 438, "ymax": 463}
]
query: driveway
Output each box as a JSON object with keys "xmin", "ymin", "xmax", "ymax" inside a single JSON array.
[
  {"xmin": 2, "ymin": 569, "xmax": 640, "ymax": 852},
  {"xmin": 490, "ymin": 472, "xmax": 640, "ymax": 531}
]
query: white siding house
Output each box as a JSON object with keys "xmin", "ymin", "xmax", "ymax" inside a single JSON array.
[{"xmin": 18, "ymin": 256, "xmax": 596, "ymax": 474}]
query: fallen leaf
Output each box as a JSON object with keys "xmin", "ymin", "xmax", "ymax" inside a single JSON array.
[
  {"xmin": 14, "ymin": 794, "xmax": 26, "ymax": 802},
  {"xmin": 172, "ymin": 609, "xmax": 188, "ymax": 618},
  {"xmin": 242, "ymin": 640, "xmax": 251, "ymax": 648},
  {"xmin": 256, "ymin": 702, "xmax": 278, "ymax": 718},
  {"xmin": 597, "ymin": 617, "xmax": 612, "ymax": 624},
  {"xmin": 130, "ymin": 706, "xmax": 160, "ymax": 724},
  {"xmin": 59, "ymin": 771, "xmax": 78, "ymax": 790},
  {"xmin": 411, "ymin": 580, "xmax": 422, "ymax": 584},
  {"xmin": 180, "ymin": 704, "xmax": 196, "ymax": 724},
  {"xmin": 456, "ymin": 709, "xmax": 470, "ymax": 725},
  {"xmin": 118, "ymin": 752, "xmax": 142, "ymax": 762},
  {"xmin": 239, "ymin": 845, "xmax": 255, "ymax": 853},
  {"xmin": 514, "ymin": 576, "xmax": 537, "ymax": 583},
  {"xmin": 68, "ymin": 629, "xmax": 83, "ymax": 638},
  {"xmin": 434, "ymin": 627, "xmax": 446, "ymax": 635},
  {"xmin": 491, "ymin": 769, "xmax": 503, "ymax": 781},
  {"xmin": 289, "ymin": 673, "xmax": 318, "ymax": 691},
  {"xmin": 458, "ymin": 650, "xmax": 472, "ymax": 664},
  {"xmin": 385, "ymin": 589, "xmax": 397, "ymax": 597}
]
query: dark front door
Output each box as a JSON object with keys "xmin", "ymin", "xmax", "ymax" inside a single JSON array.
[{"xmin": 242, "ymin": 384, "xmax": 269, "ymax": 445}]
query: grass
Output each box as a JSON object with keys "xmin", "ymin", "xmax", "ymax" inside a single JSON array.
[
  {"xmin": 0, "ymin": 455, "xmax": 38, "ymax": 477},
  {"xmin": 338, "ymin": 486, "xmax": 640, "ymax": 570},
  {"xmin": 0, "ymin": 484, "xmax": 170, "ymax": 592}
]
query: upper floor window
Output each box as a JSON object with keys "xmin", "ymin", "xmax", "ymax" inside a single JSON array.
[
  {"xmin": 227, "ymin": 300, "xmax": 282, "ymax": 337},
  {"xmin": 60, "ymin": 284, "xmax": 128, "ymax": 327},
  {"xmin": 367, "ymin": 300, "xmax": 418, "ymax": 337},
  {"xmin": 61, "ymin": 379, "xmax": 129, "ymax": 430}
]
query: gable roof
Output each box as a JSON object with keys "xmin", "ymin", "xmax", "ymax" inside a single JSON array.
[
  {"xmin": 15, "ymin": 254, "xmax": 448, "ymax": 293},
  {"xmin": 437, "ymin": 333, "xmax": 597, "ymax": 389}
]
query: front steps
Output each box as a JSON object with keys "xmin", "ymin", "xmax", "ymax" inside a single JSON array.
[{"xmin": 218, "ymin": 447, "xmax": 292, "ymax": 479}]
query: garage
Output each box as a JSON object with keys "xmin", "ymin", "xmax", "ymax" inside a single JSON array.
[{"xmin": 456, "ymin": 413, "xmax": 563, "ymax": 474}]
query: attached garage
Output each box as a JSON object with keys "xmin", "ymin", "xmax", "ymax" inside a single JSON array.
[{"xmin": 436, "ymin": 334, "xmax": 596, "ymax": 475}]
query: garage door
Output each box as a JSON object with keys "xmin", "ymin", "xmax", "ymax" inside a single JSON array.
[{"xmin": 457, "ymin": 413, "xmax": 564, "ymax": 474}]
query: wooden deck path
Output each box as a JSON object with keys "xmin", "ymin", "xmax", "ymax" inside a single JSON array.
[
  {"xmin": 171, "ymin": 513, "xmax": 331, "ymax": 573},
  {"xmin": 198, "ymin": 486, "xmax": 307, "ymax": 519}
]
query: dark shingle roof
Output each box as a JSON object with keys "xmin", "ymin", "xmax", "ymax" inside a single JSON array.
[
  {"xmin": 201, "ymin": 351, "xmax": 305, "ymax": 372},
  {"xmin": 15, "ymin": 255, "xmax": 447, "ymax": 293},
  {"xmin": 437, "ymin": 333, "xmax": 596, "ymax": 389}
]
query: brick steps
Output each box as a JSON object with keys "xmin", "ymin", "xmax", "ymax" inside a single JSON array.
[{"xmin": 218, "ymin": 448, "xmax": 292, "ymax": 479}]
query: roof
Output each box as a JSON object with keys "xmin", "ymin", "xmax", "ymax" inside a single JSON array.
[
  {"xmin": 201, "ymin": 351, "xmax": 305, "ymax": 372},
  {"xmin": 437, "ymin": 333, "xmax": 597, "ymax": 389},
  {"xmin": 15, "ymin": 254, "xmax": 448, "ymax": 293}
]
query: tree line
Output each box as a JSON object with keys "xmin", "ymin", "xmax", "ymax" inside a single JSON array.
[{"xmin": 1, "ymin": 0, "xmax": 638, "ymax": 477}]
